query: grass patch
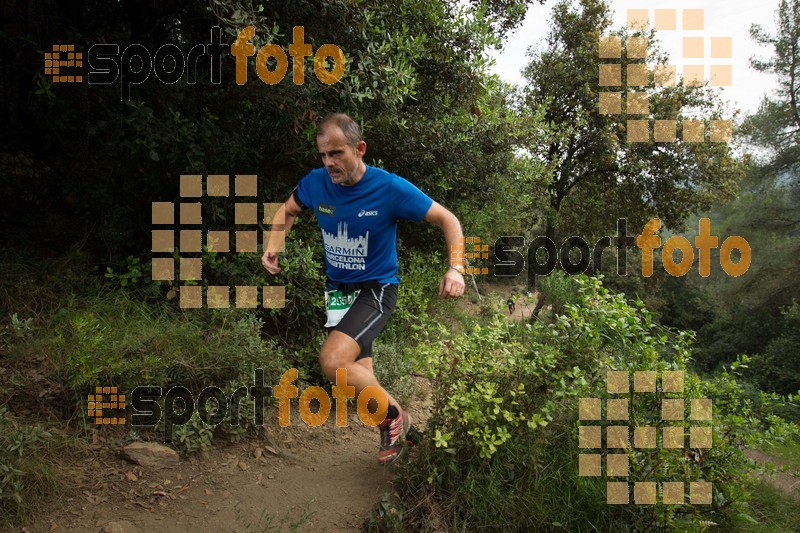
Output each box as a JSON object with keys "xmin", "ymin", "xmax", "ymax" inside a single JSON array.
[
  {"xmin": 0, "ymin": 408, "xmax": 78, "ymax": 528},
  {"xmin": 374, "ymin": 417, "xmax": 615, "ymax": 531},
  {"xmin": 3, "ymin": 290, "xmax": 289, "ymax": 401},
  {"xmin": 233, "ymin": 500, "xmax": 315, "ymax": 532},
  {"xmin": 373, "ymin": 340, "xmax": 417, "ymax": 408},
  {"xmin": 1, "ymin": 266, "xmax": 293, "ymax": 455},
  {"xmin": 734, "ymin": 481, "xmax": 800, "ymax": 532},
  {"xmin": 759, "ymin": 438, "xmax": 800, "ymax": 466}
]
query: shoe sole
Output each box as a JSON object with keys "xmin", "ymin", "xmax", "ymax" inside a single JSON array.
[{"xmin": 377, "ymin": 445, "xmax": 408, "ymax": 465}]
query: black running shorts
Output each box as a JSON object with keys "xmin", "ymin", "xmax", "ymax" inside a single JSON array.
[{"xmin": 327, "ymin": 283, "xmax": 398, "ymax": 360}]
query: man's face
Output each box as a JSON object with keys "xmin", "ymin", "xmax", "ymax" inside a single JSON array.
[{"xmin": 316, "ymin": 126, "xmax": 366, "ymax": 186}]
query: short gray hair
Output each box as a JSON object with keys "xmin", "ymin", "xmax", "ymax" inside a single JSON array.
[{"xmin": 316, "ymin": 113, "xmax": 362, "ymax": 146}]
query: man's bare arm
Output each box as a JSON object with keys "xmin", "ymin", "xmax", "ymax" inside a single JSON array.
[
  {"xmin": 261, "ymin": 193, "xmax": 303, "ymax": 274},
  {"xmin": 423, "ymin": 201, "xmax": 466, "ymax": 298}
]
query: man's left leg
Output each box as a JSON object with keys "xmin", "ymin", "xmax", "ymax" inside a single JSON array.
[
  {"xmin": 319, "ymin": 284, "xmax": 409, "ymax": 463},
  {"xmin": 319, "ymin": 331, "xmax": 410, "ymax": 464},
  {"xmin": 319, "ymin": 331, "xmax": 397, "ymax": 409},
  {"xmin": 354, "ymin": 356, "xmax": 400, "ymax": 409}
]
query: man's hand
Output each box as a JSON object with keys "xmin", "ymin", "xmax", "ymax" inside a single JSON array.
[
  {"xmin": 262, "ymin": 251, "xmax": 280, "ymax": 274},
  {"xmin": 439, "ymin": 268, "xmax": 465, "ymax": 298}
]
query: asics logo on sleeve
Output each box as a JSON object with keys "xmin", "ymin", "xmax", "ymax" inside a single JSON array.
[{"xmin": 358, "ymin": 210, "xmax": 379, "ymax": 217}]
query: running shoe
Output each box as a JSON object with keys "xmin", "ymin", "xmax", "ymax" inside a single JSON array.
[{"xmin": 377, "ymin": 411, "xmax": 411, "ymax": 465}]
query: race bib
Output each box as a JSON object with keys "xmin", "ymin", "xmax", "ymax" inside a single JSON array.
[{"xmin": 324, "ymin": 289, "xmax": 360, "ymax": 328}]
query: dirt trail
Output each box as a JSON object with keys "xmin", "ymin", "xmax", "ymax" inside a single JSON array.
[
  {"xmin": 506, "ymin": 294, "xmax": 538, "ymax": 321},
  {"xmin": 33, "ymin": 398, "xmax": 430, "ymax": 533},
  {"xmin": 744, "ymin": 449, "xmax": 800, "ymax": 502}
]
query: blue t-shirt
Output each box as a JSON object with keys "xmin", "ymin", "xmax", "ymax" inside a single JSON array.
[{"xmin": 294, "ymin": 165, "xmax": 433, "ymax": 285}]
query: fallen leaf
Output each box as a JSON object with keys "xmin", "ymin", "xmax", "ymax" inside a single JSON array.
[
  {"xmin": 238, "ymin": 461, "xmax": 248, "ymax": 471},
  {"xmin": 254, "ymin": 448, "xmax": 263, "ymax": 459},
  {"xmin": 125, "ymin": 471, "xmax": 138, "ymax": 482},
  {"xmin": 264, "ymin": 446, "xmax": 278, "ymax": 455}
]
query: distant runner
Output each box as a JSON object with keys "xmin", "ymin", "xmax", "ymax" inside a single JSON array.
[{"xmin": 262, "ymin": 113, "xmax": 465, "ymax": 464}]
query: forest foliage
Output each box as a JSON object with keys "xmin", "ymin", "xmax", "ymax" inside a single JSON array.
[{"xmin": 1, "ymin": 0, "xmax": 799, "ymax": 529}]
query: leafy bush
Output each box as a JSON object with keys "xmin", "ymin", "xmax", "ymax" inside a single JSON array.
[
  {"xmin": 536, "ymin": 269, "xmax": 582, "ymax": 316},
  {"xmin": 384, "ymin": 248, "xmax": 444, "ymax": 343},
  {"xmin": 171, "ymin": 412, "xmax": 216, "ymax": 454},
  {"xmin": 165, "ymin": 377, "xmax": 270, "ymax": 454},
  {"xmin": 386, "ymin": 277, "xmax": 799, "ymax": 530},
  {"xmin": 0, "ymin": 314, "xmax": 34, "ymax": 348}
]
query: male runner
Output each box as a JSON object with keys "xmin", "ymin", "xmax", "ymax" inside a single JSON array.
[{"xmin": 261, "ymin": 113, "xmax": 465, "ymax": 464}]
